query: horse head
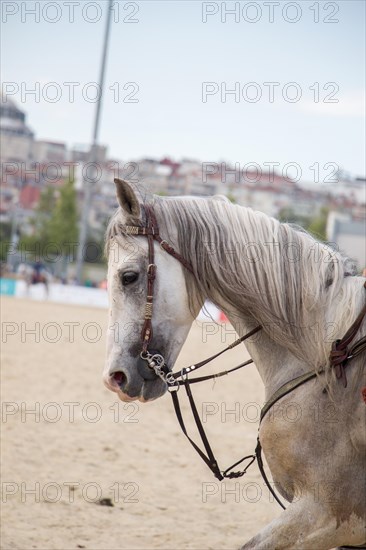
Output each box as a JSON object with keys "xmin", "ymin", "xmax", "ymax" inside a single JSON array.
[{"xmin": 103, "ymin": 179, "xmax": 200, "ymax": 402}]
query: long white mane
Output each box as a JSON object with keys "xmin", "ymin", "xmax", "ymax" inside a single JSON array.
[{"xmin": 107, "ymin": 192, "xmax": 364, "ymax": 371}]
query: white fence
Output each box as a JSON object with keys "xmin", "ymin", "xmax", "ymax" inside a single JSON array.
[{"xmin": 14, "ymin": 280, "xmax": 109, "ymax": 309}]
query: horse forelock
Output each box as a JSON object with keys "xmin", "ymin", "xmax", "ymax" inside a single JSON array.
[{"xmin": 105, "ymin": 207, "xmax": 144, "ymax": 258}]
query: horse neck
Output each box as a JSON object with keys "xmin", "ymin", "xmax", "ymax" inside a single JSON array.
[
  {"xmin": 220, "ymin": 303, "xmax": 310, "ymax": 399},
  {"xmin": 199, "ymin": 203, "xmax": 351, "ymax": 367},
  {"xmin": 162, "ymin": 197, "xmax": 360, "ymax": 379},
  {"xmin": 211, "ymin": 275, "xmax": 365, "ymax": 399}
]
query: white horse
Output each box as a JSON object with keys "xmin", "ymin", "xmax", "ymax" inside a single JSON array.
[{"xmin": 104, "ymin": 179, "xmax": 366, "ymax": 549}]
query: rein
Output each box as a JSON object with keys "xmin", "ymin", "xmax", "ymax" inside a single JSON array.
[{"xmin": 121, "ymin": 204, "xmax": 366, "ymax": 508}]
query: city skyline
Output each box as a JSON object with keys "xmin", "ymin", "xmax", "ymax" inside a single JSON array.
[{"xmin": 2, "ymin": 0, "xmax": 365, "ymax": 182}]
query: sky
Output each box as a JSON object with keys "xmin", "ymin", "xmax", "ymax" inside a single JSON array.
[{"xmin": 2, "ymin": 0, "xmax": 365, "ymax": 182}]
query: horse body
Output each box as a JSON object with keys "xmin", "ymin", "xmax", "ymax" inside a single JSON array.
[
  {"xmin": 104, "ymin": 179, "xmax": 366, "ymax": 549},
  {"xmin": 211, "ymin": 284, "xmax": 365, "ymax": 549},
  {"xmin": 242, "ymin": 332, "xmax": 365, "ymax": 548}
]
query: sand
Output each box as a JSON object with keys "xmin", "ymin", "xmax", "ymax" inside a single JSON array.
[{"xmin": 1, "ymin": 297, "xmax": 280, "ymax": 550}]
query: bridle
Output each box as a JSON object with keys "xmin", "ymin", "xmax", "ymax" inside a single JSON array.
[
  {"xmin": 123, "ymin": 204, "xmax": 195, "ymax": 377},
  {"xmin": 121, "ymin": 203, "xmax": 366, "ymax": 507}
]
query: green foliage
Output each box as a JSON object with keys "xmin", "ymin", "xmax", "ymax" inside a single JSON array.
[
  {"xmin": 226, "ymin": 193, "xmax": 236, "ymax": 204},
  {"xmin": 19, "ymin": 186, "xmax": 56, "ymax": 254},
  {"xmin": 38, "ymin": 186, "xmax": 57, "ymax": 213},
  {"xmin": 19, "ymin": 180, "xmax": 79, "ymax": 259},
  {"xmin": 48, "ymin": 179, "xmax": 79, "ymax": 255},
  {"xmin": 0, "ymin": 222, "xmax": 12, "ymax": 261},
  {"xmin": 307, "ymin": 207, "xmax": 329, "ymax": 241},
  {"xmin": 278, "ymin": 206, "xmax": 329, "ymax": 241},
  {"xmin": 277, "ymin": 207, "xmax": 311, "ymax": 230}
]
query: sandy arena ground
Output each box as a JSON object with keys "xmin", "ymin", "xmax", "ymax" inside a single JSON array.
[{"xmin": 1, "ymin": 297, "xmax": 280, "ymax": 550}]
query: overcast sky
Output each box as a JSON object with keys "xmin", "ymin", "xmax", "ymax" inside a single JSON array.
[{"xmin": 2, "ymin": 0, "xmax": 365, "ymax": 182}]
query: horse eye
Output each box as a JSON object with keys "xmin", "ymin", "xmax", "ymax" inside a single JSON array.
[{"xmin": 121, "ymin": 271, "xmax": 138, "ymax": 286}]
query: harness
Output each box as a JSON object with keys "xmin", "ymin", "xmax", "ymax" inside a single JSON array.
[{"xmin": 121, "ymin": 204, "xmax": 366, "ymax": 509}]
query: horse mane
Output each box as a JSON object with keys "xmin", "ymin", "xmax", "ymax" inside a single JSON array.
[{"xmin": 106, "ymin": 188, "xmax": 363, "ymax": 370}]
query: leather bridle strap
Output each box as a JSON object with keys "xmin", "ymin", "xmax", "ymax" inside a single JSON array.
[
  {"xmin": 171, "ymin": 380, "xmax": 223, "ymax": 480},
  {"xmin": 147, "ymin": 205, "xmax": 194, "ymax": 275},
  {"xmin": 124, "ymin": 207, "xmax": 194, "ymax": 274},
  {"xmin": 176, "ymin": 358, "xmax": 254, "ymax": 385},
  {"xmin": 170, "ymin": 379, "xmax": 256, "ymax": 481},
  {"xmin": 140, "ymin": 206, "xmax": 156, "ymax": 354},
  {"xmin": 171, "ymin": 325, "xmax": 262, "ymax": 381},
  {"xmin": 329, "ymin": 281, "xmax": 366, "ymax": 387},
  {"xmin": 169, "ymin": 328, "xmax": 262, "ymax": 481},
  {"xmin": 124, "ymin": 204, "xmax": 195, "ymax": 355}
]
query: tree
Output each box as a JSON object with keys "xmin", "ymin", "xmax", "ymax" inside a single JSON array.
[
  {"xmin": 19, "ymin": 179, "xmax": 79, "ymax": 276},
  {"xmin": 48, "ymin": 178, "xmax": 79, "ymax": 257},
  {"xmin": 19, "ymin": 186, "xmax": 57, "ymax": 254},
  {"xmin": 278, "ymin": 207, "xmax": 311, "ymax": 230},
  {"xmin": 0, "ymin": 222, "xmax": 12, "ymax": 262},
  {"xmin": 307, "ymin": 207, "xmax": 329, "ymax": 241},
  {"xmin": 278, "ymin": 206, "xmax": 329, "ymax": 241}
]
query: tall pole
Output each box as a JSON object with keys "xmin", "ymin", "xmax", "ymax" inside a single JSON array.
[{"xmin": 76, "ymin": 0, "xmax": 113, "ymax": 284}]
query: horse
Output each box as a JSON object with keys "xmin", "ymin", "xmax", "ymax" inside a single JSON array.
[
  {"xmin": 18, "ymin": 263, "xmax": 50, "ymax": 297},
  {"xmin": 103, "ymin": 178, "xmax": 366, "ymax": 549}
]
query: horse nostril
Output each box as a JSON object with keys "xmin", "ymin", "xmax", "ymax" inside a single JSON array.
[{"xmin": 112, "ymin": 371, "xmax": 126, "ymax": 389}]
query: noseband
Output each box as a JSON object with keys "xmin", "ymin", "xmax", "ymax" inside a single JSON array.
[{"xmin": 120, "ymin": 203, "xmax": 366, "ymax": 503}]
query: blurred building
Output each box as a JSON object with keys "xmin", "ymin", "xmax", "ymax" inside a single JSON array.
[
  {"xmin": 0, "ymin": 94, "xmax": 34, "ymax": 163},
  {"xmin": 0, "ymin": 96, "xmax": 365, "ymax": 268},
  {"xmin": 70, "ymin": 144, "xmax": 107, "ymax": 164},
  {"xmin": 327, "ymin": 211, "xmax": 366, "ymax": 270},
  {"xmin": 33, "ymin": 140, "xmax": 66, "ymax": 164},
  {"xmin": 19, "ymin": 185, "xmax": 41, "ymax": 210}
]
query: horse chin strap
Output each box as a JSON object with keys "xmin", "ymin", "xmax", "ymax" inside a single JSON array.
[{"xmin": 121, "ymin": 204, "xmax": 366, "ymax": 507}]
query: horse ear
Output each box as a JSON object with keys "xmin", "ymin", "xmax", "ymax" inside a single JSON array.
[{"xmin": 114, "ymin": 179, "xmax": 141, "ymax": 218}]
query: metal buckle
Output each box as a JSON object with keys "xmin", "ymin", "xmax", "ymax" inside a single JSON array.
[{"xmin": 165, "ymin": 371, "xmax": 176, "ymax": 386}]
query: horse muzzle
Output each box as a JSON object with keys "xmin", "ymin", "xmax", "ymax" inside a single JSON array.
[{"xmin": 105, "ymin": 351, "xmax": 169, "ymax": 402}]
